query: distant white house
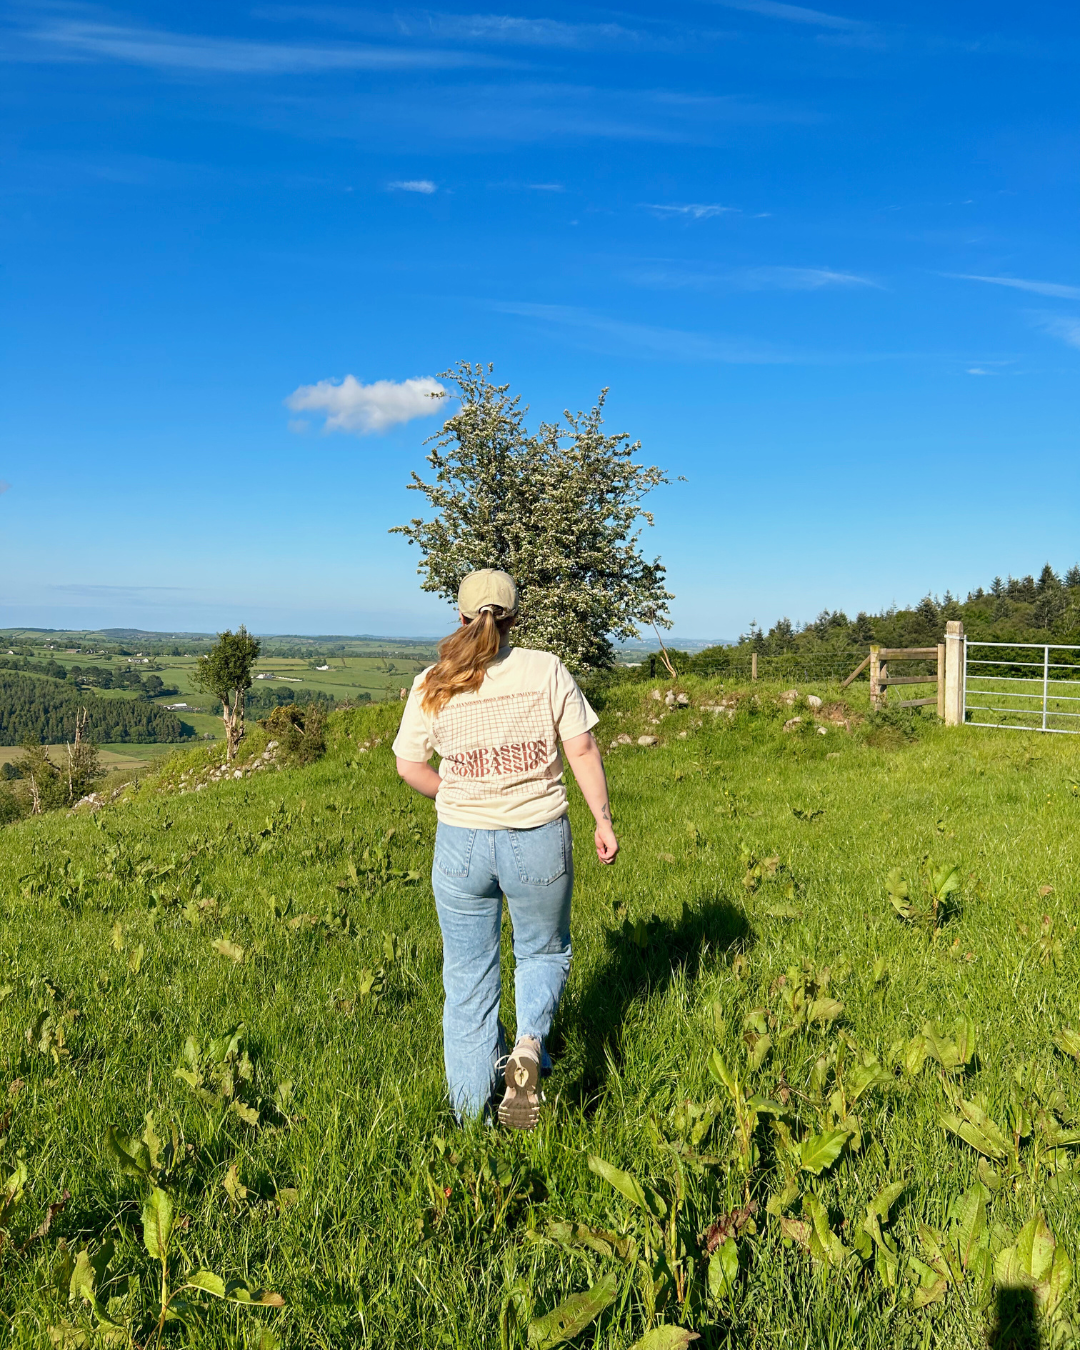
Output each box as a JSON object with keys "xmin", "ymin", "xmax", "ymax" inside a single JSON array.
[
  {"xmin": 165, "ymin": 702, "xmax": 192, "ymax": 710},
  {"xmin": 255, "ymin": 672, "xmax": 274, "ymax": 680},
  {"xmin": 315, "ymin": 664, "xmax": 330, "ymax": 671}
]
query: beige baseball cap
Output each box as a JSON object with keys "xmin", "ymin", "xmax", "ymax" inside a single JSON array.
[{"xmin": 458, "ymin": 569, "xmax": 519, "ymax": 619}]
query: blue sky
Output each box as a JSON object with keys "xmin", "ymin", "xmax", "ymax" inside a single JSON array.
[{"xmin": 2, "ymin": 0, "xmax": 1077, "ymax": 639}]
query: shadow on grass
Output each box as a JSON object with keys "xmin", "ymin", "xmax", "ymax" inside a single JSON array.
[
  {"xmin": 553, "ymin": 895, "xmax": 751, "ymax": 1109},
  {"xmin": 989, "ymin": 1286, "xmax": 1041, "ymax": 1350}
]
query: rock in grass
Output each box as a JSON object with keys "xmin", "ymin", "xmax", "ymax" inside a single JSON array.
[
  {"xmin": 780, "ymin": 689, "xmax": 799, "ymax": 706},
  {"xmin": 783, "ymin": 717, "xmax": 802, "ymax": 732},
  {"xmin": 638, "ymin": 735, "xmax": 659, "ymax": 746},
  {"xmin": 807, "ymin": 694, "xmax": 823, "ymax": 709}
]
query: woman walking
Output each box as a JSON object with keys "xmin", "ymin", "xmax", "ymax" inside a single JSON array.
[{"xmin": 393, "ymin": 569, "xmax": 618, "ymax": 1129}]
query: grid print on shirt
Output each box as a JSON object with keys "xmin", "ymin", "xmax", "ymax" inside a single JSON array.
[{"xmin": 433, "ymin": 690, "xmax": 554, "ymax": 800}]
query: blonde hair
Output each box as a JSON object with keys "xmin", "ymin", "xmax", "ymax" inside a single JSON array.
[{"xmin": 420, "ymin": 607, "xmax": 513, "ymax": 716}]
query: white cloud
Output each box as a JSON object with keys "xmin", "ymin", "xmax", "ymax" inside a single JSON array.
[
  {"xmin": 710, "ymin": 0, "xmax": 864, "ymax": 31},
  {"xmin": 491, "ymin": 301, "xmax": 789, "ymax": 363},
  {"xmin": 399, "ymin": 13, "xmax": 641, "ymax": 48},
  {"xmin": 740, "ymin": 265, "xmax": 875, "ymax": 289},
  {"xmin": 967, "ymin": 367, "xmax": 988, "ymax": 375},
  {"xmin": 628, "ymin": 263, "xmax": 876, "ymax": 291},
  {"xmin": 644, "ymin": 203, "xmax": 738, "ymax": 220},
  {"xmin": 285, "ymin": 375, "xmax": 448, "ymax": 435},
  {"xmin": 949, "ymin": 273, "xmax": 1080, "ymax": 300},
  {"xmin": 1031, "ymin": 314, "xmax": 1080, "ymax": 350},
  {"xmin": 528, "ymin": 182, "xmax": 565, "ymax": 192},
  {"xmin": 24, "ymin": 20, "xmax": 496, "ymax": 73},
  {"xmin": 388, "ymin": 179, "xmax": 437, "ymax": 193}
]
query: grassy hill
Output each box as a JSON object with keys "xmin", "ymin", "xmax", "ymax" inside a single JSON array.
[{"xmin": 0, "ymin": 684, "xmax": 1077, "ymax": 1346}]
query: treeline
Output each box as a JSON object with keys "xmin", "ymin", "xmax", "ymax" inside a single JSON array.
[
  {"xmin": 244, "ymin": 686, "xmax": 360, "ymax": 717},
  {"xmin": 0, "ymin": 675, "xmax": 190, "ymax": 745},
  {"xmin": 0, "ymin": 657, "xmax": 174, "ymax": 697},
  {"xmin": 723, "ymin": 562, "xmax": 1080, "ymax": 661}
]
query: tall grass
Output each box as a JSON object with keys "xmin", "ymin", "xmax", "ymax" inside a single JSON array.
[{"xmin": 0, "ymin": 680, "xmax": 1077, "ymax": 1347}]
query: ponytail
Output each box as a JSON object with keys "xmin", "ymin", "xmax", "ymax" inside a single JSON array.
[{"xmin": 420, "ymin": 607, "xmax": 512, "ymax": 715}]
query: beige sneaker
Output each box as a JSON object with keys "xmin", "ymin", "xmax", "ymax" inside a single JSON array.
[{"xmin": 498, "ymin": 1036, "xmax": 542, "ymax": 1130}]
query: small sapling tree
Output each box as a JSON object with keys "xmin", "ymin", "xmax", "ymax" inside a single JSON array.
[
  {"xmin": 391, "ymin": 362, "xmax": 673, "ymax": 669},
  {"xmin": 192, "ymin": 626, "xmax": 261, "ymax": 761}
]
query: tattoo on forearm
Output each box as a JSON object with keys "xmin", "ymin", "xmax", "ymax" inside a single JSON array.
[{"xmin": 600, "ymin": 804, "xmax": 611, "ymax": 822}]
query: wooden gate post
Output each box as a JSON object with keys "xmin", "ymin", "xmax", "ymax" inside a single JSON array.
[
  {"xmin": 936, "ymin": 643, "xmax": 946, "ymax": 720},
  {"xmin": 869, "ymin": 645, "xmax": 883, "ymax": 708},
  {"xmin": 944, "ymin": 621, "xmax": 965, "ymax": 726},
  {"xmin": 751, "ymin": 652, "xmax": 758, "ymax": 681}
]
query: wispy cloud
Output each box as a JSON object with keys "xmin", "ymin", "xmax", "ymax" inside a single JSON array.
[
  {"xmin": 644, "ymin": 203, "xmax": 738, "ymax": 220},
  {"xmin": 629, "ymin": 263, "xmax": 877, "ymax": 291},
  {"xmin": 490, "ymin": 302, "xmax": 790, "ymax": 363},
  {"xmin": 948, "ymin": 273, "xmax": 1080, "ymax": 300},
  {"xmin": 741, "ymin": 265, "xmax": 876, "ymax": 289},
  {"xmin": 1030, "ymin": 313, "xmax": 1080, "ymax": 350},
  {"xmin": 285, "ymin": 375, "xmax": 448, "ymax": 435},
  {"xmin": 528, "ymin": 183, "xmax": 565, "ymax": 192},
  {"xmin": 22, "ymin": 20, "xmax": 499, "ymax": 73},
  {"xmin": 388, "ymin": 179, "xmax": 437, "ymax": 193},
  {"xmin": 709, "ymin": 0, "xmax": 865, "ymax": 32},
  {"xmin": 254, "ymin": 6, "xmax": 670, "ymax": 51},
  {"xmin": 397, "ymin": 12, "xmax": 643, "ymax": 49},
  {"xmin": 49, "ymin": 584, "xmax": 191, "ymax": 598},
  {"xmin": 0, "ymin": 481, "xmax": 10, "ymax": 496}
]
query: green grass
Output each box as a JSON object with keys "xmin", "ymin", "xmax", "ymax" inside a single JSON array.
[{"xmin": 0, "ymin": 679, "xmax": 1078, "ymax": 1347}]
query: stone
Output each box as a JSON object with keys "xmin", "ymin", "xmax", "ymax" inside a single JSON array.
[
  {"xmin": 816, "ymin": 726, "xmax": 827, "ymax": 735},
  {"xmin": 780, "ymin": 690, "xmax": 799, "ymax": 706},
  {"xmin": 677, "ymin": 693, "xmax": 690, "ymax": 706},
  {"xmin": 664, "ymin": 690, "xmax": 676, "ymax": 707},
  {"xmin": 677, "ymin": 730, "xmax": 688, "ymax": 739},
  {"xmin": 266, "ymin": 740, "xmax": 279, "ymax": 750},
  {"xmin": 782, "ymin": 717, "xmax": 803, "ymax": 732},
  {"xmin": 612, "ymin": 733, "xmax": 633, "ymax": 746},
  {"xmin": 638, "ymin": 735, "xmax": 659, "ymax": 746},
  {"xmin": 233, "ymin": 769, "xmax": 243, "ymax": 778},
  {"xmin": 807, "ymin": 694, "xmax": 822, "ymax": 709},
  {"xmin": 650, "ymin": 689, "xmax": 663, "ymax": 701}
]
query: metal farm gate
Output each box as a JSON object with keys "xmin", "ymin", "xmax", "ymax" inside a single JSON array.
[{"xmin": 963, "ymin": 640, "xmax": 1080, "ymax": 735}]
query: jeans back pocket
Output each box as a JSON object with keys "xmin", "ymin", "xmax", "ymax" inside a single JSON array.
[
  {"xmin": 508, "ymin": 816, "xmax": 569, "ymax": 885},
  {"xmin": 434, "ymin": 825, "xmax": 476, "ymax": 878}
]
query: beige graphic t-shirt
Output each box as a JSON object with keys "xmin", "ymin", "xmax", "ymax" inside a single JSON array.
[{"xmin": 391, "ymin": 645, "xmax": 599, "ymax": 830}]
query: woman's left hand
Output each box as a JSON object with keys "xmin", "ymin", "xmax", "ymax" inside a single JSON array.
[{"xmin": 594, "ymin": 819, "xmax": 619, "ymax": 865}]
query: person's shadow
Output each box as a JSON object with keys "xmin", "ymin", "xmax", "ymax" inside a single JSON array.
[
  {"xmin": 989, "ymin": 1287, "xmax": 1041, "ymax": 1350},
  {"xmin": 549, "ymin": 895, "xmax": 751, "ymax": 1110}
]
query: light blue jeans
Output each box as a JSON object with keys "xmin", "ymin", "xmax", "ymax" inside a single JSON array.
[{"xmin": 431, "ymin": 815, "xmax": 574, "ymax": 1120}]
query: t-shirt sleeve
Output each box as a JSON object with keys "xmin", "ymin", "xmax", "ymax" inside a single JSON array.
[
  {"xmin": 391, "ymin": 675, "xmax": 436, "ymax": 762},
  {"xmin": 551, "ymin": 659, "xmax": 599, "ymax": 742}
]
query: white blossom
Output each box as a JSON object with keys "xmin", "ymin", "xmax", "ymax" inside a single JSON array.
[{"xmin": 391, "ymin": 363, "xmax": 673, "ymax": 669}]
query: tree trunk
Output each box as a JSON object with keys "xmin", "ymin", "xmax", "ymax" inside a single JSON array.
[
  {"xmin": 221, "ymin": 698, "xmax": 237, "ymax": 761},
  {"xmin": 222, "ymin": 691, "xmax": 244, "ymax": 760}
]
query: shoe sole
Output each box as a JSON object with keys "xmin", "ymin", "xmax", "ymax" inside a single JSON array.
[{"xmin": 498, "ymin": 1049, "xmax": 541, "ymax": 1130}]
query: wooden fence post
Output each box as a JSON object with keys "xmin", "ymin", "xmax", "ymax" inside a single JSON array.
[
  {"xmin": 751, "ymin": 652, "xmax": 758, "ymax": 681},
  {"xmin": 943, "ymin": 621, "xmax": 965, "ymax": 726},
  {"xmin": 869, "ymin": 645, "xmax": 883, "ymax": 708},
  {"xmin": 936, "ymin": 644, "xmax": 946, "ymax": 720}
]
